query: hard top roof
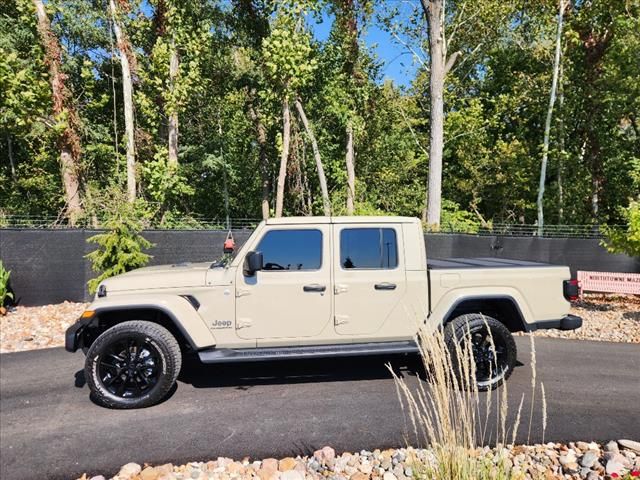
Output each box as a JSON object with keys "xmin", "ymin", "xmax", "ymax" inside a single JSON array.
[{"xmin": 264, "ymin": 216, "xmax": 420, "ymax": 225}]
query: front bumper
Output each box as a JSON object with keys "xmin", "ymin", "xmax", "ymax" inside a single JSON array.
[
  {"xmin": 65, "ymin": 317, "xmax": 94, "ymax": 352},
  {"xmin": 528, "ymin": 314, "xmax": 583, "ymax": 332}
]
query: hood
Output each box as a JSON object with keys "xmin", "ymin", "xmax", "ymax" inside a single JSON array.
[{"xmin": 100, "ymin": 261, "xmax": 213, "ymax": 293}]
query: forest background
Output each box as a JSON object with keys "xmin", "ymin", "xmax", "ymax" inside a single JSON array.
[{"xmin": 1, "ymin": 0, "xmax": 638, "ymax": 246}]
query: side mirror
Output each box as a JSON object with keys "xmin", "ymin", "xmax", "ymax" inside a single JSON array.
[{"xmin": 243, "ymin": 251, "xmax": 263, "ymax": 277}]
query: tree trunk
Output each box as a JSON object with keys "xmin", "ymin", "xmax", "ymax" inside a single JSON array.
[
  {"xmin": 7, "ymin": 134, "xmax": 15, "ymax": 178},
  {"xmin": 275, "ymin": 97, "xmax": 291, "ymax": 218},
  {"xmin": 108, "ymin": 0, "xmax": 136, "ymax": 202},
  {"xmin": 295, "ymin": 98, "xmax": 331, "ymax": 216},
  {"xmin": 557, "ymin": 62, "xmax": 565, "ymax": 223},
  {"xmin": 33, "ymin": 0, "xmax": 83, "ymax": 225},
  {"xmin": 168, "ymin": 41, "xmax": 179, "ymax": 165},
  {"xmin": 421, "ymin": 0, "xmax": 445, "ymax": 228},
  {"xmin": 345, "ymin": 123, "xmax": 355, "ymax": 215},
  {"xmin": 337, "ymin": 0, "xmax": 361, "ymax": 216},
  {"xmin": 537, "ymin": 0, "xmax": 566, "ymax": 235},
  {"xmin": 247, "ymin": 100, "xmax": 270, "ymax": 220}
]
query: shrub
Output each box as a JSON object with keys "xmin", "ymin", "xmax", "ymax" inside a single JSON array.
[
  {"xmin": 0, "ymin": 260, "xmax": 13, "ymax": 309},
  {"xmin": 603, "ymin": 199, "xmax": 640, "ymax": 258},
  {"xmin": 86, "ymin": 201, "xmax": 154, "ymax": 294}
]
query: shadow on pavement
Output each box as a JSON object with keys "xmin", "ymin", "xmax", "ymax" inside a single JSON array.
[{"xmin": 178, "ymin": 354, "xmax": 424, "ymax": 390}]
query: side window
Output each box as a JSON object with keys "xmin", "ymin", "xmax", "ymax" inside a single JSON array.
[
  {"xmin": 340, "ymin": 228, "xmax": 398, "ymax": 269},
  {"xmin": 256, "ymin": 229, "xmax": 322, "ymax": 271}
]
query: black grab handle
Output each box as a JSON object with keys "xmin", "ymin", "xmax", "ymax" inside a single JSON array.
[
  {"xmin": 374, "ymin": 283, "xmax": 397, "ymax": 290},
  {"xmin": 303, "ymin": 284, "xmax": 327, "ymax": 292}
]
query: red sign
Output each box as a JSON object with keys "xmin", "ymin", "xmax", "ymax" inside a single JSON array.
[{"xmin": 577, "ymin": 271, "xmax": 640, "ymax": 295}]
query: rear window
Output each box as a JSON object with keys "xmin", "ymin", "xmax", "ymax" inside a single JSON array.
[
  {"xmin": 340, "ymin": 228, "xmax": 398, "ymax": 269},
  {"xmin": 256, "ymin": 229, "xmax": 322, "ymax": 271}
]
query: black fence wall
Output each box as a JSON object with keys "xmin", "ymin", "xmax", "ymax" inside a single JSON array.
[{"xmin": 1, "ymin": 228, "xmax": 637, "ymax": 306}]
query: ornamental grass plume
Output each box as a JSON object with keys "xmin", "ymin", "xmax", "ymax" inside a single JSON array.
[{"xmin": 390, "ymin": 319, "xmax": 544, "ymax": 480}]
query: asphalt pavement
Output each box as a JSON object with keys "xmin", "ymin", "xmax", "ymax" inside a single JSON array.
[{"xmin": 1, "ymin": 337, "xmax": 639, "ymax": 480}]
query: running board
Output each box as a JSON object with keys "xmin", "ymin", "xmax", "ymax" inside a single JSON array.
[{"xmin": 197, "ymin": 341, "xmax": 419, "ymax": 364}]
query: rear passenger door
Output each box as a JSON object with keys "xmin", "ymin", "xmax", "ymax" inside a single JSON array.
[{"xmin": 332, "ymin": 225, "xmax": 406, "ymax": 336}]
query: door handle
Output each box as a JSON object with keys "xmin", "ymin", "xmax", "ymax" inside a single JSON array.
[
  {"xmin": 303, "ymin": 284, "xmax": 326, "ymax": 292},
  {"xmin": 375, "ymin": 282, "xmax": 397, "ymax": 290}
]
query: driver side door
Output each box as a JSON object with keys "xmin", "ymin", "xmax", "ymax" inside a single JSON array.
[{"xmin": 234, "ymin": 226, "xmax": 332, "ymax": 344}]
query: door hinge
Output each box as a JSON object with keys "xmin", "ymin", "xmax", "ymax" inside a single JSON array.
[
  {"xmin": 236, "ymin": 318, "xmax": 252, "ymax": 329},
  {"xmin": 334, "ymin": 314, "xmax": 349, "ymax": 326},
  {"xmin": 334, "ymin": 284, "xmax": 349, "ymax": 295}
]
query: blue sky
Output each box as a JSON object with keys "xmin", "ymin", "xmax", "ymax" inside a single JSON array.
[{"xmin": 308, "ymin": 10, "xmax": 419, "ymax": 88}]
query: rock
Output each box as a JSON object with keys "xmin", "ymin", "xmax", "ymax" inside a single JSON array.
[
  {"xmin": 350, "ymin": 474, "xmax": 369, "ymax": 480},
  {"xmin": 281, "ymin": 471, "xmax": 305, "ymax": 480},
  {"xmin": 605, "ymin": 453, "xmax": 631, "ymax": 468},
  {"xmin": 157, "ymin": 465, "xmax": 174, "ymax": 475},
  {"xmin": 579, "ymin": 467, "xmax": 592, "ymax": 478},
  {"xmin": 605, "ymin": 441, "xmax": 620, "ymax": 454},
  {"xmin": 228, "ymin": 463, "xmax": 245, "ymax": 475},
  {"xmin": 119, "ymin": 463, "xmax": 142, "ymax": 479},
  {"xmin": 392, "ymin": 452, "xmax": 406, "ymax": 464},
  {"xmin": 89, "ymin": 476, "xmax": 106, "ymax": 480},
  {"xmin": 257, "ymin": 469, "xmax": 280, "ymax": 480},
  {"xmin": 606, "ymin": 460, "xmax": 625, "ymax": 476},
  {"xmin": 344, "ymin": 466, "xmax": 357, "ymax": 476},
  {"xmin": 560, "ymin": 454, "xmax": 577, "ymax": 466},
  {"xmin": 619, "ymin": 440, "xmax": 640, "ymax": 454},
  {"xmin": 263, "ymin": 459, "xmax": 279, "ymax": 472},
  {"xmin": 586, "ymin": 472, "xmax": 600, "ymax": 480},
  {"xmin": 279, "ymin": 458, "xmax": 297, "ymax": 472},
  {"xmin": 140, "ymin": 467, "xmax": 160, "ymax": 480},
  {"xmin": 314, "ymin": 447, "xmax": 336, "ymax": 464},
  {"xmin": 380, "ymin": 460, "xmax": 392, "ymax": 471},
  {"xmin": 577, "ymin": 442, "xmax": 591, "ymax": 451},
  {"xmin": 358, "ymin": 464, "xmax": 373, "ymax": 475},
  {"xmin": 562, "ymin": 462, "xmax": 580, "ymax": 473},
  {"xmin": 404, "ymin": 467, "xmax": 413, "ymax": 477},
  {"xmin": 383, "ymin": 473, "xmax": 397, "ymax": 480},
  {"xmin": 581, "ymin": 451, "xmax": 600, "ymax": 468}
]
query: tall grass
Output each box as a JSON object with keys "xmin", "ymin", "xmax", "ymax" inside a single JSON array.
[{"xmin": 390, "ymin": 320, "xmax": 545, "ymax": 480}]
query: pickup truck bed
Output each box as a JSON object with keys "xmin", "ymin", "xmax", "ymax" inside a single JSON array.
[{"xmin": 428, "ymin": 257, "xmax": 553, "ymax": 269}]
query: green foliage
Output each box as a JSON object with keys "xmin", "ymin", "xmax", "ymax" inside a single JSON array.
[
  {"xmin": 603, "ymin": 199, "xmax": 640, "ymax": 258},
  {"xmin": 0, "ymin": 260, "xmax": 13, "ymax": 306},
  {"xmin": 85, "ymin": 197, "xmax": 154, "ymax": 294},
  {"xmin": 434, "ymin": 200, "xmax": 484, "ymax": 234},
  {"xmin": 0, "ymin": 0, "xmax": 638, "ymax": 231}
]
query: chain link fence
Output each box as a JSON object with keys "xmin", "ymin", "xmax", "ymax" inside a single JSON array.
[{"xmin": 0, "ymin": 214, "xmax": 625, "ymax": 239}]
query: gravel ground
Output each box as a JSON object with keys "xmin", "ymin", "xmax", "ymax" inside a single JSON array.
[
  {"xmin": 0, "ymin": 301, "xmax": 88, "ymax": 353},
  {"xmin": 1, "ymin": 295, "xmax": 638, "ymax": 354},
  {"xmin": 516, "ymin": 295, "xmax": 640, "ymax": 344},
  {"xmin": 79, "ymin": 440, "xmax": 640, "ymax": 480}
]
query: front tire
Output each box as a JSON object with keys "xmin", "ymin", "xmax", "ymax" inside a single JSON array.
[
  {"xmin": 444, "ymin": 313, "xmax": 517, "ymax": 391},
  {"xmin": 85, "ymin": 321, "xmax": 182, "ymax": 409}
]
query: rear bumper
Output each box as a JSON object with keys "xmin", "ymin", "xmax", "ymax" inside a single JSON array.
[
  {"xmin": 65, "ymin": 317, "xmax": 93, "ymax": 352},
  {"xmin": 528, "ymin": 314, "xmax": 583, "ymax": 332}
]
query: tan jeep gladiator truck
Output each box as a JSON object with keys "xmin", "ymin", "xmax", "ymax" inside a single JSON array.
[{"xmin": 66, "ymin": 216, "xmax": 582, "ymax": 408}]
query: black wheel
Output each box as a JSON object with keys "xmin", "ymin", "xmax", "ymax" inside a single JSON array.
[
  {"xmin": 85, "ymin": 321, "xmax": 181, "ymax": 408},
  {"xmin": 444, "ymin": 313, "xmax": 517, "ymax": 391}
]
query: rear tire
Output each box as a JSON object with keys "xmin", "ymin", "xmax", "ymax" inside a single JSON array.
[
  {"xmin": 444, "ymin": 313, "xmax": 517, "ymax": 391},
  {"xmin": 85, "ymin": 321, "xmax": 181, "ymax": 409}
]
